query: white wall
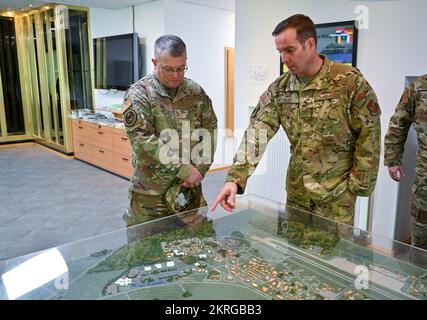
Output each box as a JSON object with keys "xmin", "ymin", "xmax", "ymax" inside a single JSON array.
[
  {"xmin": 90, "ymin": 2, "xmax": 165, "ymax": 108},
  {"xmin": 90, "ymin": 7, "xmax": 133, "ymax": 107},
  {"xmin": 164, "ymin": 0, "xmax": 235, "ymax": 168},
  {"xmin": 234, "ymin": 0, "xmax": 427, "ymax": 243},
  {"xmin": 134, "ymin": 1, "xmax": 166, "ymax": 75},
  {"xmin": 90, "ymin": 7, "xmax": 132, "ymax": 38}
]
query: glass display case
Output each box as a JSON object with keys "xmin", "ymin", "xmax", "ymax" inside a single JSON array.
[
  {"xmin": 11, "ymin": 5, "xmax": 93, "ymax": 153},
  {"xmin": 0, "ymin": 194, "xmax": 426, "ymax": 300}
]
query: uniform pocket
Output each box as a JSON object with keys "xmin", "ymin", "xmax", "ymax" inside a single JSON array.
[
  {"xmin": 313, "ymin": 91, "xmax": 346, "ymax": 135},
  {"xmin": 152, "ymin": 104, "xmax": 173, "ymax": 133},
  {"xmin": 131, "ymin": 191, "xmax": 168, "ymax": 209},
  {"xmin": 303, "ymin": 174, "xmax": 348, "ymax": 203},
  {"xmin": 281, "ymin": 103, "xmax": 299, "ymax": 133}
]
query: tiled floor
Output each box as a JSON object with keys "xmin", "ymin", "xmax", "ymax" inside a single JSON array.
[{"xmin": 0, "ymin": 143, "xmax": 227, "ymax": 261}]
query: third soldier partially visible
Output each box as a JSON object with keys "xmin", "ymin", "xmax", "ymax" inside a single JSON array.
[
  {"xmin": 384, "ymin": 74, "xmax": 427, "ymax": 256},
  {"xmin": 123, "ymin": 34, "xmax": 217, "ymax": 227},
  {"xmin": 212, "ymin": 14, "xmax": 381, "ymax": 226}
]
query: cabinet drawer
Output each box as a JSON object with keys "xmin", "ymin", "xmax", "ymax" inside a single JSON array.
[
  {"xmin": 71, "ymin": 118, "xmax": 132, "ymax": 179},
  {"xmin": 111, "ymin": 152, "xmax": 133, "ymax": 170},
  {"xmin": 73, "ymin": 140, "xmax": 93, "ymax": 162},
  {"xmin": 92, "ymin": 146, "xmax": 114, "ymax": 170},
  {"xmin": 113, "ymin": 166, "xmax": 133, "ymax": 179},
  {"xmin": 72, "ymin": 118, "xmax": 98, "ymax": 130},
  {"xmin": 72, "ymin": 122, "xmax": 112, "ymax": 150},
  {"xmin": 72, "ymin": 122, "xmax": 93, "ymax": 143},
  {"xmin": 95, "ymin": 123, "xmax": 112, "ymax": 132},
  {"xmin": 77, "ymin": 119, "xmax": 98, "ymax": 129},
  {"xmin": 112, "ymin": 134, "xmax": 132, "ymax": 156},
  {"xmin": 111, "ymin": 126, "xmax": 126, "ymax": 138},
  {"xmin": 91, "ymin": 128, "xmax": 113, "ymax": 150}
]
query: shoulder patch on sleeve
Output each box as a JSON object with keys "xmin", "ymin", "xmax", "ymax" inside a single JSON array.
[
  {"xmin": 123, "ymin": 108, "xmax": 138, "ymax": 127},
  {"xmin": 259, "ymin": 92, "xmax": 271, "ymax": 107},
  {"xmin": 367, "ymin": 101, "xmax": 380, "ymax": 117},
  {"xmin": 400, "ymin": 90, "xmax": 409, "ymax": 105}
]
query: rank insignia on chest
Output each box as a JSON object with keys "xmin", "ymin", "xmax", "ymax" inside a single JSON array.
[{"xmin": 174, "ymin": 110, "xmax": 189, "ymax": 119}]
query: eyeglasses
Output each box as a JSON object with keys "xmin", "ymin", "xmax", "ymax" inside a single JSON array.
[{"xmin": 159, "ymin": 64, "xmax": 188, "ymax": 74}]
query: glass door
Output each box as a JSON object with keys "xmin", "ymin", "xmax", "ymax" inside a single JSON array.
[
  {"xmin": 12, "ymin": 5, "xmax": 93, "ymax": 153},
  {"xmin": 43, "ymin": 8, "xmax": 62, "ymax": 145},
  {"xmin": 0, "ymin": 16, "xmax": 27, "ymax": 142},
  {"xmin": 66, "ymin": 9, "xmax": 92, "ymax": 111}
]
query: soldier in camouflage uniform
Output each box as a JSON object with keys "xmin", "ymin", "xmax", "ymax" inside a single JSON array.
[
  {"xmin": 122, "ymin": 35, "xmax": 217, "ymax": 227},
  {"xmin": 212, "ymin": 14, "xmax": 381, "ymax": 226},
  {"xmin": 384, "ymin": 74, "xmax": 427, "ymax": 251}
]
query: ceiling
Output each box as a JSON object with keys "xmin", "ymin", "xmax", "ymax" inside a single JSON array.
[{"xmin": 0, "ymin": 0, "xmax": 235, "ymax": 13}]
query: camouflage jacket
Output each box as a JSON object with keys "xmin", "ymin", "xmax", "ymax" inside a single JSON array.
[
  {"xmin": 122, "ymin": 73, "xmax": 218, "ymax": 195},
  {"xmin": 226, "ymin": 57, "xmax": 381, "ymax": 203},
  {"xmin": 384, "ymin": 74, "xmax": 427, "ymax": 170}
]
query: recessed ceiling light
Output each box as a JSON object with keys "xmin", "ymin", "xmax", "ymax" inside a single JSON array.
[{"xmin": 27, "ymin": 4, "xmax": 33, "ymax": 7}]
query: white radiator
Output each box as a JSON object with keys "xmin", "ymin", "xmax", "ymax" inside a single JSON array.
[{"xmin": 245, "ymin": 127, "xmax": 289, "ymax": 204}]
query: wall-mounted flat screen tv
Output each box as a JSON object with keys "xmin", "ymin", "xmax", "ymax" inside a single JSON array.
[
  {"xmin": 316, "ymin": 20, "xmax": 358, "ymax": 67},
  {"xmin": 94, "ymin": 33, "xmax": 140, "ymax": 91}
]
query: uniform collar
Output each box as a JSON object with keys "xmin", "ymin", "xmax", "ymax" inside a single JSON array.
[
  {"xmin": 151, "ymin": 72, "xmax": 189, "ymax": 101},
  {"xmin": 285, "ymin": 55, "xmax": 331, "ymax": 92}
]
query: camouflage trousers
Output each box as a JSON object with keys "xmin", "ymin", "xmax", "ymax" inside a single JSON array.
[
  {"xmin": 287, "ymin": 188, "xmax": 357, "ymax": 226},
  {"xmin": 124, "ymin": 189, "xmax": 207, "ymax": 227},
  {"xmin": 411, "ymin": 179, "xmax": 427, "ymax": 250}
]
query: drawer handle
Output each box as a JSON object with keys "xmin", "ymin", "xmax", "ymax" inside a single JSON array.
[
  {"xmin": 121, "ymin": 157, "xmax": 129, "ymax": 162},
  {"xmin": 120, "ymin": 137, "xmax": 128, "ymax": 141},
  {"xmin": 98, "ymin": 150, "xmax": 105, "ymax": 154},
  {"xmin": 79, "ymin": 143, "xmax": 84, "ymax": 147},
  {"xmin": 97, "ymin": 131, "xmax": 104, "ymax": 135},
  {"xmin": 78, "ymin": 126, "xmax": 84, "ymax": 129}
]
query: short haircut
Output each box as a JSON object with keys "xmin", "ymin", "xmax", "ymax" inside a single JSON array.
[
  {"xmin": 272, "ymin": 14, "xmax": 317, "ymax": 46},
  {"xmin": 154, "ymin": 34, "xmax": 186, "ymax": 59}
]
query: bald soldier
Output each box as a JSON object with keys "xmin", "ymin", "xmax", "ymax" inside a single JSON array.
[
  {"xmin": 212, "ymin": 14, "xmax": 381, "ymax": 226},
  {"xmin": 384, "ymin": 74, "xmax": 427, "ymax": 253},
  {"xmin": 122, "ymin": 35, "xmax": 217, "ymax": 226}
]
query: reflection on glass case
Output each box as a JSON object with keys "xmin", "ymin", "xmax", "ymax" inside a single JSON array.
[{"xmin": 0, "ymin": 195, "xmax": 426, "ymax": 300}]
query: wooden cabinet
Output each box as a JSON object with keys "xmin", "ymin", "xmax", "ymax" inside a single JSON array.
[{"xmin": 71, "ymin": 119, "xmax": 133, "ymax": 178}]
